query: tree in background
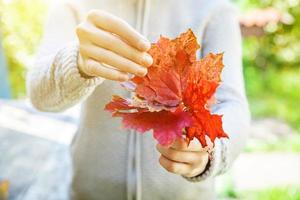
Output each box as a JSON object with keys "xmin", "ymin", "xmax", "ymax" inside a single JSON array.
[
  {"xmin": 236, "ymin": 0, "xmax": 300, "ymax": 132},
  {"xmin": 0, "ymin": 0, "xmax": 47, "ymax": 98}
]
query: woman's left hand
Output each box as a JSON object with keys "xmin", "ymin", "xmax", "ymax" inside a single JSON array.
[{"xmin": 156, "ymin": 138, "xmax": 210, "ymax": 178}]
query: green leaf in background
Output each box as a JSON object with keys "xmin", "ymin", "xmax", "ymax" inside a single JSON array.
[
  {"xmin": 0, "ymin": 0, "xmax": 47, "ymax": 98},
  {"xmin": 236, "ymin": 0, "xmax": 300, "ymax": 133}
]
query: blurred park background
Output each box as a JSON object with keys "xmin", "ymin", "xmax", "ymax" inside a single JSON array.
[{"xmin": 0, "ymin": 0, "xmax": 300, "ymax": 199}]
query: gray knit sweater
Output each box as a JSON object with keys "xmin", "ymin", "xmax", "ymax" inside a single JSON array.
[{"xmin": 27, "ymin": 0, "xmax": 251, "ymax": 199}]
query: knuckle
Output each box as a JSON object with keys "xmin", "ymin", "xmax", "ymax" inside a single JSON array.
[
  {"xmin": 185, "ymin": 171, "xmax": 195, "ymax": 178},
  {"xmin": 200, "ymin": 152, "xmax": 209, "ymax": 163},
  {"xmin": 87, "ymin": 9, "xmax": 99, "ymax": 21},
  {"xmin": 117, "ymin": 74, "xmax": 128, "ymax": 82},
  {"xmin": 186, "ymin": 153, "xmax": 195, "ymax": 163},
  {"xmin": 166, "ymin": 163, "xmax": 177, "ymax": 173},
  {"xmin": 158, "ymin": 157, "xmax": 165, "ymax": 168},
  {"xmin": 159, "ymin": 157, "xmax": 173, "ymax": 171},
  {"xmin": 76, "ymin": 23, "xmax": 92, "ymax": 39},
  {"xmin": 78, "ymin": 46, "xmax": 85, "ymax": 56},
  {"xmin": 109, "ymin": 70, "xmax": 120, "ymax": 80},
  {"xmin": 76, "ymin": 22, "xmax": 95, "ymax": 35},
  {"xmin": 156, "ymin": 144, "xmax": 161, "ymax": 152},
  {"xmin": 137, "ymin": 56, "xmax": 145, "ymax": 66},
  {"xmin": 115, "ymin": 75, "xmax": 123, "ymax": 81},
  {"xmin": 85, "ymin": 61, "xmax": 97, "ymax": 75},
  {"xmin": 158, "ymin": 156, "xmax": 164, "ymax": 165},
  {"xmin": 125, "ymin": 64, "xmax": 138, "ymax": 74},
  {"xmin": 133, "ymin": 66, "xmax": 146, "ymax": 76},
  {"xmin": 167, "ymin": 150, "xmax": 177, "ymax": 159},
  {"xmin": 129, "ymin": 50, "xmax": 143, "ymax": 64},
  {"xmin": 76, "ymin": 24, "xmax": 85, "ymax": 36},
  {"xmin": 79, "ymin": 45, "xmax": 88, "ymax": 55},
  {"xmin": 104, "ymin": 37, "xmax": 115, "ymax": 49},
  {"xmin": 159, "ymin": 157, "xmax": 178, "ymax": 173},
  {"xmin": 194, "ymin": 153, "xmax": 204, "ymax": 164}
]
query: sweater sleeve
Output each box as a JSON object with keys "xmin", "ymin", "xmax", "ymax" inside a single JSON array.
[
  {"xmin": 184, "ymin": 2, "xmax": 251, "ymax": 182},
  {"xmin": 27, "ymin": 1, "xmax": 103, "ymax": 112}
]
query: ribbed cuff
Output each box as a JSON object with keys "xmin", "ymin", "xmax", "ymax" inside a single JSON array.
[
  {"xmin": 54, "ymin": 43, "xmax": 103, "ymax": 103},
  {"xmin": 183, "ymin": 139, "xmax": 227, "ymax": 182}
]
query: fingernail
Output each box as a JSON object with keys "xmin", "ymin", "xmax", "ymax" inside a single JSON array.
[
  {"xmin": 138, "ymin": 68, "xmax": 147, "ymax": 76},
  {"xmin": 138, "ymin": 39, "xmax": 151, "ymax": 51},
  {"xmin": 142, "ymin": 54, "xmax": 153, "ymax": 66}
]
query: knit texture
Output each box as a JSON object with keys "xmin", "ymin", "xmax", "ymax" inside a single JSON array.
[{"xmin": 27, "ymin": 43, "xmax": 103, "ymax": 112}]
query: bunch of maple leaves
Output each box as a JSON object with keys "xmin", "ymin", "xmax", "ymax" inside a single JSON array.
[{"xmin": 105, "ymin": 29, "xmax": 228, "ymax": 147}]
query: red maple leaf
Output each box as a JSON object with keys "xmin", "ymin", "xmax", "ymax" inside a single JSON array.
[{"xmin": 105, "ymin": 29, "xmax": 228, "ymax": 147}]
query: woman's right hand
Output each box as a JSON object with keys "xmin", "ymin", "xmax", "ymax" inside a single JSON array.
[{"xmin": 76, "ymin": 10, "xmax": 153, "ymax": 81}]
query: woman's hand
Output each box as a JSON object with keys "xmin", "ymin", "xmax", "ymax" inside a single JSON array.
[
  {"xmin": 156, "ymin": 138, "xmax": 210, "ymax": 178},
  {"xmin": 76, "ymin": 10, "xmax": 153, "ymax": 81}
]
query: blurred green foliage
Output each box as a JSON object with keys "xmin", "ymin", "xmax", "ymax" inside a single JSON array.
[
  {"xmin": 245, "ymin": 134, "xmax": 300, "ymax": 152},
  {"xmin": 235, "ymin": 0, "xmax": 300, "ymax": 132},
  {"xmin": 0, "ymin": 0, "xmax": 47, "ymax": 98},
  {"xmin": 218, "ymin": 172, "xmax": 300, "ymax": 199},
  {"xmin": 219, "ymin": 185, "xmax": 300, "ymax": 200},
  {"xmin": 241, "ymin": 186, "xmax": 300, "ymax": 200}
]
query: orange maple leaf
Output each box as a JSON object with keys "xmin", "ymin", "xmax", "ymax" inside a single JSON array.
[{"xmin": 105, "ymin": 29, "xmax": 228, "ymax": 147}]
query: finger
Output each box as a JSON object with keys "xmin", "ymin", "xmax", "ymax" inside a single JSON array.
[
  {"xmin": 171, "ymin": 138, "xmax": 205, "ymax": 152},
  {"xmin": 187, "ymin": 139, "xmax": 210, "ymax": 151},
  {"xmin": 185, "ymin": 152, "xmax": 209, "ymax": 178},
  {"xmin": 170, "ymin": 138, "xmax": 188, "ymax": 151},
  {"xmin": 159, "ymin": 155, "xmax": 191, "ymax": 175},
  {"xmin": 80, "ymin": 44, "xmax": 147, "ymax": 77},
  {"xmin": 156, "ymin": 144, "xmax": 198, "ymax": 164},
  {"xmin": 77, "ymin": 23, "xmax": 153, "ymax": 67},
  {"xmin": 83, "ymin": 59, "xmax": 129, "ymax": 81},
  {"xmin": 87, "ymin": 10, "xmax": 151, "ymax": 51}
]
